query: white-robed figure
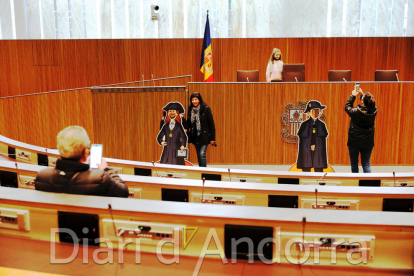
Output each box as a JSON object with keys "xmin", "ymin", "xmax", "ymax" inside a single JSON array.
[
  {"xmin": 156, "ymin": 102, "xmax": 188, "ymax": 165},
  {"xmin": 266, "ymin": 48, "xmax": 283, "ymax": 82}
]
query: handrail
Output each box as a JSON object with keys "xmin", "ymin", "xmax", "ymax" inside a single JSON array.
[
  {"xmin": 91, "ymin": 86, "xmax": 187, "ymax": 93},
  {"xmin": 97, "ymin": 75, "xmax": 192, "ymax": 87},
  {"xmin": 0, "ymin": 87, "xmax": 90, "ymax": 100},
  {"xmin": 0, "ymin": 75, "xmax": 192, "ymax": 100}
]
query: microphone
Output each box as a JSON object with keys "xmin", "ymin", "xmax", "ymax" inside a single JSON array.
[
  {"xmin": 396, "ymin": 73, "xmax": 399, "ymax": 81},
  {"xmin": 295, "ymin": 77, "xmax": 298, "ymax": 82},
  {"xmin": 317, "ymin": 172, "xmax": 327, "ymax": 184},
  {"xmin": 343, "ymin": 78, "xmax": 347, "ymax": 82},
  {"xmin": 152, "ymin": 74, "xmax": 155, "ymax": 86},
  {"xmin": 201, "ymin": 178, "xmax": 205, "ymax": 203},
  {"xmin": 108, "ymin": 204, "xmax": 118, "ymax": 239},
  {"xmin": 302, "ymin": 216, "xmax": 306, "ymax": 249},
  {"xmin": 393, "ymin": 171, "xmax": 396, "ymax": 186},
  {"xmin": 247, "ymin": 77, "xmax": 249, "ymax": 82}
]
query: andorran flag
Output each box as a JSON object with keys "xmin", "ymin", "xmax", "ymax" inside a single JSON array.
[{"xmin": 200, "ymin": 14, "xmax": 214, "ymax": 82}]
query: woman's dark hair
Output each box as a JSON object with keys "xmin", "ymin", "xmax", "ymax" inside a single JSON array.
[
  {"xmin": 362, "ymin": 92, "xmax": 376, "ymax": 114},
  {"xmin": 189, "ymin": 92, "xmax": 203, "ymax": 106}
]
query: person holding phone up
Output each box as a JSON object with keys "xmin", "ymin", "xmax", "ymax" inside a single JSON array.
[
  {"xmin": 345, "ymin": 85, "xmax": 378, "ymax": 173},
  {"xmin": 35, "ymin": 126, "xmax": 129, "ymax": 197}
]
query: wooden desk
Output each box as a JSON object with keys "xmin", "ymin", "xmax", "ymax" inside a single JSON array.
[
  {"xmin": 1, "ymin": 160, "xmax": 413, "ymax": 212},
  {"xmin": 0, "ymin": 187, "xmax": 413, "ymax": 274}
]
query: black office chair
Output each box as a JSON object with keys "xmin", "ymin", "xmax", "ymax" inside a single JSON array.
[
  {"xmin": 237, "ymin": 70, "xmax": 259, "ymax": 82},
  {"xmin": 328, "ymin": 70, "xmax": 351, "ymax": 82},
  {"xmin": 375, "ymin": 70, "xmax": 399, "ymax": 81},
  {"xmin": 282, "ymin": 64, "xmax": 305, "ymax": 82}
]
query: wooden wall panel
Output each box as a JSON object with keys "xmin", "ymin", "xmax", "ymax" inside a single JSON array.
[
  {"xmin": 1, "ymin": 38, "xmax": 413, "ymax": 97},
  {"xmin": 216, "ymin": 38, "xmax": 273, "ymax": 83},
  {"xmin": 91, "ymin": 90, "xmax": 186, "ymax": 162},
  {"xmin": 0, "ymin": 89, "xmax": 93, "ymax": 148},
  {"xmin": 136, "ymin": 39, "xmax": 200, "ymax": 83},
  {"xmin": 0, "ymin": 82, "xmax": 411, "ymax": 166},
  {"xmin": 68, "ymin": 40, "xmax": 100, "ymax": 88},
  {"xmin": 32, "ymin": 40, "xmax": 61, "ymax": 66},
  {"xmin": 398, "ymin": 83, "xmax": 414, "ymax": 164},
  {"xmin": 216, "ymin": 38, "xmax": 414, "ymax": 83},
  {"xmin": 96, "ymin": 40, "xmax": 127, "ymax": 86},
  {"xmin": 189, "ymin": 82, "xmax": 412, "ymax": 166},
  {"xmin": 34, "ymin": 66, "xmax": 64, "ymax": 93},
  {"xmin": 0, "ymin": 41, "xmax": 38, "ymax": 96}
]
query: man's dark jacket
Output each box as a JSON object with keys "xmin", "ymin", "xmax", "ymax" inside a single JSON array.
[
  {"xmin": 296, "ymin": 118, "xmax": 329, "ymax": 169},
  {"xmin": 35, "ymin": 159, "xmax": 129, "ymax": 198},
  {"xmin": 345, "ymin": 95, "xmax": 377, "ymax": 149}
]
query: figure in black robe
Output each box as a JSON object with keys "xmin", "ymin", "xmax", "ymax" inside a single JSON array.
[
  {"xmin": 296, "ymin": 101, "xmax": 329, "ymax": 172},
  {"xmin": 156, "ymin": 102, "xmax": 188, "ymax": 166},
  {"xmin": 157, "ymin": 121, "xmax": 187, "ymax": 165}
]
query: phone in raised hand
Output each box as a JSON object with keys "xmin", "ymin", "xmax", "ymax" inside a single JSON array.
[
  {"xmin": 355, "ymin": 82, "xmax": 360, "ymax": 92},
  {"xmin": 89, "ymin": 144, "xmax": 103, "ymax": 169}
]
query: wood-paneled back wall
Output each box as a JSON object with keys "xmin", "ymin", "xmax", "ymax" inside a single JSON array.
[
  {"xmin": 0, "ymin": 38, "xmax": 413, "ymax": 97},
  {"xmin": 0, "ymin": 89, "xmax": 94, "ymax": 148},
  {"xmin": 0, "ymin": 83, "xmax": 412, "ymax": 166},
  {"xmin": 92, "ymin": 90, "xmax": 187, "ymax": 162},
  {"xmin": 89, "ymin": 82, "xmax": 413, "ymax": 166},
  {"xmin": 188, "ymin": 82, "xmax": 413, "ymax": 166}
]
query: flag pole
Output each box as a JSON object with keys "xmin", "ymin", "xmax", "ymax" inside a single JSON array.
[{"xmin": 200, "ymin": 9, "xmax": 214, "ymax": 82}]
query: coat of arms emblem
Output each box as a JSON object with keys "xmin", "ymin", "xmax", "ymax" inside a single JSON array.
[{"xmin": 281, "ymin": 101, "xmax": 326, "ymax": 145}]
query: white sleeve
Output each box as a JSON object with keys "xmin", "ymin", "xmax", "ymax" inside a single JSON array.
[{"xmin": 266, "ymin": 62, "xmax": 272, "ymax": 82}]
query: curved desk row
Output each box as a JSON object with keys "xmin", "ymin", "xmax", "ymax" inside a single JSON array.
[
  {"xmin": 1, "ymin": 160, "xmax": 413, "ymax": 212},
  {"xmin": 0, "ymin": 134, "xmax": 413, "ymax": 187},
  {"xmin": 0, "ymin": 187, "xmax": 413, "ymax": 275}
]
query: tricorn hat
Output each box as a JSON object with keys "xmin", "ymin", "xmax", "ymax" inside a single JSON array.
[
  {"xmin": 304, "ymin": 100, "xmax": 326, "ymax": 113},
  {"xmin": 162, "ymin": 102, "xmax": 185, "ymax": 114}
]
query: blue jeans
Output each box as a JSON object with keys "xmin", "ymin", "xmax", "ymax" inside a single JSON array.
[
  {"xmin": 194, "ymin": 144, "xmax": 208, "ymax": 167},
  {"xmin": 348, "ymin": 147, "xmax": 373, "ymax": 173}
]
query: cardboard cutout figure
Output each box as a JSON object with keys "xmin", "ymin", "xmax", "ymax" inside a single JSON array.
[
  {"xmin": 296, "ymin": 101, "xmax": 329, "ymax": 172},
  {"xmin": 160, "ymin": 111, "xmax": 188, "ymax": 131},
  {"xmin": 156, "ymin": 102, "xmax": 188, "ymax": 165}
]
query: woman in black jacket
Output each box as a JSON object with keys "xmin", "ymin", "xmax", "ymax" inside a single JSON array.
[
  {"xmin": 345, "ymin": 88, "xmax": 377, "ymax": 173},
  {"xmin": 187, "ymin": 92, "xmax": 216, "ymax": 167}
]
